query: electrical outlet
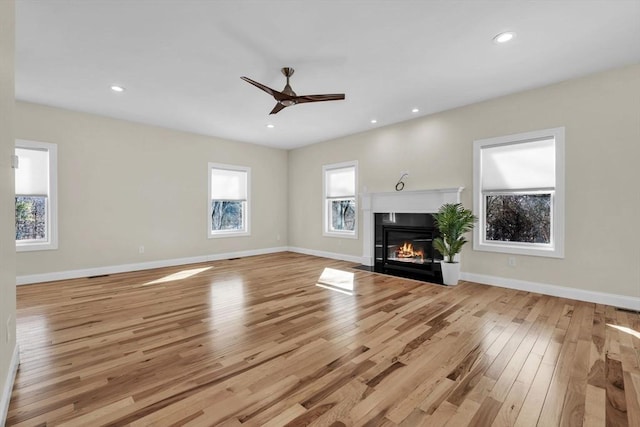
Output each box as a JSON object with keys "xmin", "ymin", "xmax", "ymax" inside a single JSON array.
[
  {"xmin": 139, "ymin": 245, "xmax": 145, "ymax": 254},
  {"xmin": 508, "ymin": 257, "xmax": 516, "ymax": 267},
  {"xmin": 276, "ymin": 234, "xmax": 281, "ymax": 241}
]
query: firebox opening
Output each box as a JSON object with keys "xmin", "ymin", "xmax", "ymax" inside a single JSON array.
[
  {"xmin": 374, "ymin": 213, "xmax": 444, "ymax": 284},
  {"xmin": 389, "ymin": 241, "xmax": 426, "ymax": 264}
]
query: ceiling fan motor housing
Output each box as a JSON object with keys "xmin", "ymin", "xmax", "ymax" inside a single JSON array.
[{"xmin": 281, "ymin": 67, "xmax": 295, "ymax": 77}]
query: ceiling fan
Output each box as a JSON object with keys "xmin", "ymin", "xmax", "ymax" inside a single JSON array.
[{"xmin": 241, "ymin": 67, "xmax": 345, "ymax": 115}]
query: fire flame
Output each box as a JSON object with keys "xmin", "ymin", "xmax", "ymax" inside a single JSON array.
[{"xmin": 396, "ymin": 242, "xmax": 424, "ymax": 260}]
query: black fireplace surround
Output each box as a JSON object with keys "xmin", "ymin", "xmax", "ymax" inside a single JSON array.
[{"xmin": 373, "ymin": 213, "xmax": 444, "ymax": 284}]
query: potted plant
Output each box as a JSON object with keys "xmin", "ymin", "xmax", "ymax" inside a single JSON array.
[{"xmin": 433, "ymin": 203, "xmax": 477, "ymax": 286}]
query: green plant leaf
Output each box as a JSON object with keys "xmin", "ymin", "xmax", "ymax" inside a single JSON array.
[{"xmin": 432, "ymin": 203, "xmax": 477, "ymax": 262}]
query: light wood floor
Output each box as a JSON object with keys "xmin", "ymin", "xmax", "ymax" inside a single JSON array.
[{"xmin": 7, "ymin": 252, "xmax": 640, "ymax": 426}]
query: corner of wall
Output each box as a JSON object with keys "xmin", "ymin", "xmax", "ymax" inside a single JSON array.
[
  {"xmin": 0, "ymin": 345, "xmax": 19, "ymax": 426},
  {"xmin": 0, "ymin": 0, "xmax": 17, "ymax": 422}
]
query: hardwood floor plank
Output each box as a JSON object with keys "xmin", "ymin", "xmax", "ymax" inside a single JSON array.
[
  {"xmin": 468, "ymin": 396, "xmax": 502, "ymax": 426},
  {"xmin": 536, "ymin": 302, "xmax": 590, "ymax": 426},
  {"xmin": 605, "ymin": 353, "xmax": 628, "ymax": 426},
  {"xmin": 491, "ymin": 379, "xmax": 530, "ymax": 427},
  {"xmin": 261, "ymin": 403, "xmax": 308, "ymax": 427},
  {"xmin": 425, "ymin": 400, "xmax": 459, "ymax": 426},
  {"xmin": 623, "ymin": 371, "xmax": 640, "ymax": 427},
  {"xmin": 443, "ymin": 398, "xmax": 481, "ymax": 426},
  {"xmin": 584, "ymin": 383, "xmax": 606, "ymax": 427},
  {"xmin": 6, "ymin": 252, "xmax": 639, "ymax": 426},
  {"xmin": 559, "ymin": 339, "xmax": 591, "ymax": 426}
]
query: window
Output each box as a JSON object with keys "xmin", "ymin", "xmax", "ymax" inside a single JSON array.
[
  {"xmin": 323, "ymin": 161, "xmax": 357, "ymax": 238},
  {"xmin": 473, "ymin": 127, "xmax": 564, "ymax": 258},
  {"xmin": 208, "ymin": 163, "xmax": 250, "ymax": 238},
  {"xmin": 15, "ymin": 140, "xmax": 58, "ymax": 251}
]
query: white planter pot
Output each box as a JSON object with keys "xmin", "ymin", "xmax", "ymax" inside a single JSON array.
[{"xmin": 440, "ymin": 261, "xmax": 461, "ymax": 286}]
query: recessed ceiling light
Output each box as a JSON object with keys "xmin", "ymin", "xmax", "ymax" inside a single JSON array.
[
  {"xmin": 493, "ymin": 32, "xmax": 516, "ymax": 44},
  {"xmin": 370, "ymin": 119, "xmax": 377, "ymax": 124},
  {"xmin": 412, "ymin": 108, "xmax": 419, "ymax": 113},
  {"xmin": 110, "ymin": 85, "xmax": 125, "ymax": 92},
  {"xmin": 266, "ymin": 124, "xmax": 275, "ymax": 128}
]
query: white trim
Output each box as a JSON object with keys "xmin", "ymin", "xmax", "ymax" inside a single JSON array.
[
  {"xmin": 360, "ymin": 188, "xmax": 463, "ymax": 266},
  {"xmin": 1, "ymin": 344, "xmax": 19, "ymax": 426},
  {"xmin": 288, "ymin": 246, "xmax": 365, "ymax": 264},
  {"xmin": 15, "ymin": 139, "xmax": 58, "ymax": 252},
  {"xmin": 16, "ymin": 246, "xmax": 361, "ymax": 286},
  {"xmin": 460, "ymin": 272, "xmax": 640, "ymax": 312},
  {"xmin": 16, "ymin": 247, "xmax": 288, "ymax": 285},
  {"xmin": 14, "ymin": 247, "xmax": 638, "ymax": 311},
  {"xmin": 473, "ymin": 127, "xmax": 565, "ymax": 258},
  {"xmin": 323, "ymin": 160, "xmax": 358, "ymax": 239},
  {"xmin": 208, "ymin": 163, "xmax": 251, "ymax": 238},
  {"xmin": 361, "ymin": 187, "xmax": 464, "ymax": 214}
]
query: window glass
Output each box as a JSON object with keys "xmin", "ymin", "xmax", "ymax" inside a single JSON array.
[
  {"xmin": 15, "ymin": 196, "xmax": 47, "ymax": 241},
  {"xmin": 323, "ymin": 162, "xmax": 357, "ymax": 237},
  {"xmin": 473, "ymin": 128, "xmax": 564, "ymax": 258},
  {"xmin": 485, "ymin": 193, "xmax": 551, "ymax": 244},
  {"xmin": 15, "ymin": 141, "xmax": 58, "ymax": 251},
  {"xmin": 208, "ymin": 163, "xmax": 250, "ymax": 237}
]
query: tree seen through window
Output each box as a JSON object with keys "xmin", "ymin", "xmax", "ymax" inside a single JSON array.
[
  {"xmin": 15, "ymin": 196, "xmax": 47, "ymax": 241},
  {"xmin": 485, "ymin": 194, "xmax": 551, "ymax": 244},
  {"xmin": 211, "ymin": 201, "xmax": 243, "ymax": 231},
  {"xmin": 331, "ymin": 199, "xmax": 356, "ymax": 231}
]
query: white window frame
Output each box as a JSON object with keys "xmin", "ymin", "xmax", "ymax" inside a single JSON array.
[
  {"xmin": 323, "ymin": 160, "xmax": 358, "ymax": 239},
  {"xmin": 473, "ymin": 127, "xmax": 565, "ymax": 258},
  {"xmin": 15, "ymin": 139, "xmax": 58, "ymax": 252},
  {"xmin": 208, "ymin": 163, "xmax": 250, "ymax": 238}
]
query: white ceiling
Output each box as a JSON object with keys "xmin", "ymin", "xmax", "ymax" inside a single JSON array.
[{"xmin": 15, "ymin": 0, "xmax": 640, "ymax": 149}]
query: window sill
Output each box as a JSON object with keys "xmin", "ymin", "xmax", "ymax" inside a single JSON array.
[
  {"xmin": 473, "ymin": 241, "xmax": 563, "ymax": 258},
  {"xmin": 17, "ymin": 242, "xmax": 58, "ymax": 252},
  {"xmin": 323, "ymin": 231, "xmax": 358, "ymax": 240},
  {"xmin": 208, "ymin": 231, "xmax": 251, "ymax": 239}
]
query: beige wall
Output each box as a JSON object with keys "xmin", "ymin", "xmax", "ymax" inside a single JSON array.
[
  {"xmin": 289, "ymin": 64, "xmax": 640, "ymax": 299},
  {"xmin": 0, "ymin": 0, "xmax": 17, "ymax": 418},
  {"xmin": 15, "ymin": 103, "xmax": 288, "ymax": 276},
  {"xmin": 12, "ymin": 64, "xmax": 640, "ymax": 301}
]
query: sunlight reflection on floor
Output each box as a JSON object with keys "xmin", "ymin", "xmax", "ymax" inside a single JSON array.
[
  {"xmin": 209, "ymin": 277, "xmax": 246, "ymax": 324},
  {"xmin": 607, "ymin": 323, "xmax": 640, "ymax": 340},
  {"xmin": 143, "ymin": 266, "xmax": 212, "ymax": 285},
  {"xmin": 316, "ymin": 267, "xmax": 355, "ymax": 295}
]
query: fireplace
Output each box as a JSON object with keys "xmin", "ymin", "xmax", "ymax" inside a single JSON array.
[
  {"xmin": 374, "ymin": 213, "xmax": 442, "ymax": 283},
  {"xmin": 360, "ymin": 188, "xmax": 463, "ymax": 284}
]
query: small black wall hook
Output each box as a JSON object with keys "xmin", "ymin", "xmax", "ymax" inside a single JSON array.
[{"xmin": 395, "ymin": 173, "xmax": 409, "ymax": 191}]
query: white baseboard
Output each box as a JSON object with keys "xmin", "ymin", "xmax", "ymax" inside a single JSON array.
[
  {"xmin": 15, "ymin": 247, "xmax": 639, "ymax": 312},
  {"xmin": 460, "ymin": 272, "xmax": 640, "ymax": 312},
  {"xmin": 285, "ymin": 252, "xmax": 639, "ymax": 311},
  {"xmin": 287, "ymin": 247, "xmax": 365, "ymax": 265},
  {"xmin": 1, "ymin": 344, "xmax": 19, "ymax": 426},
  {"xmin": 16, "ymin": 247, "xmax": 289, "ymax": 285},
  {"xmin": 283, "ymin": 250, "xmax": 639, "ymax": 311}
]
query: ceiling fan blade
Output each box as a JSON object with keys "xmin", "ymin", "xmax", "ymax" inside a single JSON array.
[
  {"xmin": 240, "ymin": 76, "xmax": 278, "ymax": 97},
  {"xmin": 243, "ymin": 68, "xmax": 345, "ymax": 114},
  {"xmin": 269, "ymin": 103, "xmax": 287, "ymax": 115},
  {"xmin": 241, "ymin": 76, "xmax": 295, "ymax": 104},
  {"xmin": 295, "ymin": 94, "xmax": 345, "ymax": 104}
]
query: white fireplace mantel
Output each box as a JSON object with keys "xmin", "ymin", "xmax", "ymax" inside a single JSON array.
[{"xmin": 360, "ymin": 187, "xmax": 463, "ymax": 266}]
